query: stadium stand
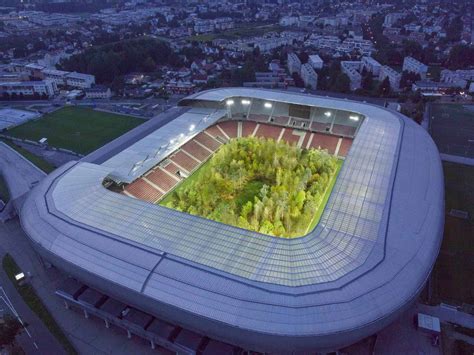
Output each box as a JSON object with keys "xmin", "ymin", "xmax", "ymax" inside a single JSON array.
[
  {"xmin": 255, "ymin": 124, "xmax": 283, "ymax": 140},
  {"xmin": 281, "ymin": 128, "xmax": 303, "ymax": 146},
  {"xmin": 338, "ymin": 138, "xmax": 353, "ymax": 157},
  {"xmin": 310, "ymin": 133, "xmax": 339, "ymax": 154},
  {"xmin": 124, "ymin": 179, "xmax": 162, "ymax": 203},
  {"xmin": 181, "ymin": 140, "xmax": 212, "ymax": 162},
  {"xmin": 146, "ymin": 169, "xmax": 179, "ymax": 192},
  {"xmin": 121, "ymin": 120, "xmax": 353, "ymax": 204},
  {"xmin": 332, "ymin": 124, "xmax": 357, "ymax": 137},
  {"xmin": 217, "ymin": 121, "xmax": 238, "ymax": 138},
  {"xmin": 170, "ymin": 150, "xmax": 200, "ymax": 172},
  {"xmin": 242, "ymin": 121, "xmax": 258, "ymax": 137},
  {"xmin": 194, "ymin": 132, "xmax": 222, "ymax": 151}
]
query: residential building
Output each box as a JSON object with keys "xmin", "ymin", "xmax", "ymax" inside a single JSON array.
[
  {"xmin": 412, "ymin": 80, "xmax": 462, "ymax": 94},
  {"xmin": 308, "ymin": 55, "xmax": 323, "ymax": 70},
  {"xmin": 379, "ymin": 66, "xmax": 401, "ymax": 91},
  {"xmin": 361, "ymin": 56, "xmax": 382, "ymax": 76},
  {"xmin": 287, "ymin": 53, "xmax": 301, "ymax": 75},
  {"xmin": 403, "ymin": 57, "xmax": 428, "ymax": 79},
  {"xmin": 341, "ymin": 61, "xmax": 362, "ymax": 91},
  {"xmin": 84, "ymin": 85, "xmax": 112, "ymax": 99},
  {"xmin": 300, "ymin": 63, "xmax": 318, "ymax": 90},
  {"xmin": 383, "ymin": 13, "xmax": 405, "ymax": 28},
  {"xmin": 0, "ymin": 80, "xmax": 57, "ymax": 98},
  {"xmin": 65, "ymin": 72, "xmax": 96, "ymax": 89},
  {"xmin": 42, "ymin": 69, "xmax": 69, "ymax": 86}
]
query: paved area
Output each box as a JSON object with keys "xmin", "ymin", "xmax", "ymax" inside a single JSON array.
[
  {"xmin": 418, "ymin": 303, "xmax": 474, "ymax": 329},
  {"xmin": 0, "ymin": 142, "xmax": 45, "ymax": 201},
  {"xmin": 0, "ymin": 219, "xmax": 167, "ymax": 355},
  {"xmin": 14, "ymin": 141, "xmax": 77, "ymax": 168},
  {"xmin": 374, "ymin": 304, "xmax": 441, "ymax": 355}
]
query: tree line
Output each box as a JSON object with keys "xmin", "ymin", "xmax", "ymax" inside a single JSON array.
[
  {"xmin": 164, "ymin": 137, "xmax": 338, "ymax": 238},
  {"xmin": 60, "ymin": 37, "xmax": 182, "ymax": 84}
]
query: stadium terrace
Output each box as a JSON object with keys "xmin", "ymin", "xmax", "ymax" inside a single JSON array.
[{"xmin": 21, "ymin": 88, "xmax": 444, "ymax": 352}]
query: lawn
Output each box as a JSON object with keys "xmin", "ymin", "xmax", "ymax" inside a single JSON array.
[
  {"xmin": 6, "ymin": 106, "xmax": 144, "ymax": 155},
  {"xmin": 1, "ymin": 139, "xmax": 56, "ymax": 173},
  {"xmin": 160, "ymin": 137, "xmax": 340, "ymax": 238},
  {"xmin": 429, "ymin": 162, "xmax": 474, "ymax": 306},
  {"xmin": 2, "ymin": 254, "xmax": 77, "ymax": 355},
  {"xmin": 187, "ymin": 23, "xmax": 283, "ymax": 42}
]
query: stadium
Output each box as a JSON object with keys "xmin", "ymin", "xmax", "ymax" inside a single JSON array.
[{"xmin": 20, "ymin": 88, "xmax": 444, "ymax": 353}]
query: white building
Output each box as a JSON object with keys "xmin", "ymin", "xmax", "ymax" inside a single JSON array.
[
  {"xmin": 65, "ymin": 72, "xmax": 96, "ymax": 89},
  {"xmin": 279, "ymin": 16, "xmax": 299, "ymax": 27},
  {"xmin": 403, "ymin": 57, "xmax": 428, "ymax": 79},
  {"xmin": 84, "ymin": 85, "xmax": 112, "ymax": 99},
  {"xmin": 287, "ymin": 53, "xmax": 301, "ymax": 75},
  {"xmin": 361, "ymin": 56, "xmax": 382, "ymax": 76},
  {"xmin": 308, "ymin": 55, "xmax": 323, "ymax": 70},
  {"xmin": 42, "ymin": 69, "xmax": 69, "ymax": 86},
  {"xmin": 341, "ymin": 61, "xmax": 362, "ymax": 91},
  {"xmin": 383, "ymin": 13, "xmax": 405, "ymax": 28},
  {"xmin": 441, "ymin": 69, "xmax": 474, "ymax": 88},
  {"xmin": 379, "ymin": 66, "xmax": 401, "ymax": 91},
  {"xmin": 0, "ymin": 80, "xmax": 57, "ymax": 98},
  {"xmin": 300, "ymin": 63, "xmax": 318, "ymax": 90}
]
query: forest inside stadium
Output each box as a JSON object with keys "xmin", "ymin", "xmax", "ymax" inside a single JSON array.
[{"xmin": 161, "ymin": 136, "xmax": 340, "ymax": 238}]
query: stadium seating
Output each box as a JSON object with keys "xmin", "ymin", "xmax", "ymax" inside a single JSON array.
[
  {"xmin": 338, "ymin": 138, "xmax": 353, "ymax": 157},
  {"xmin": 332, "ymin": 124, "xmax": 357, "ymax": 137},
  {"xmin": 281, "ymin": 128, "xmax": 303, "ymax": 146},
  {"xmin": 271, "ymin": 116, "xmax": 290, "ymax": 125},
  {"xmin": 181, "ymin": 140, "xmax": 212, "ymax": 162},
  {"xmin": 194, "ymin": 132, "xmax": 222, "ymax": 151},
  {"xmin": 254, "ymin": 123, "xmax": 283, "ymax": 140},
  {"xmin": 310, "ymin": 133, "xmax": 339, "ymax": 155},
  {"xmin": 124, "ymin": 179, "xmax": 163, "ymax": 203},
  {"xmin": 170, "ymin": 151, "xmax": 200, "ymax": 173},
  {"xmin": 146, "ymin": 169, "xmax": 179, "ymax": 192},
  {"xmin": 123, "ymin": 118, "xmax": 354, "ymax": 204},
  {"xmin": 242, "ymin": 121, "xmax": 258, "ymax": 137},
  {"xmin": 217, "ymin": 121, "xmax": 238, "ymax": 138}
]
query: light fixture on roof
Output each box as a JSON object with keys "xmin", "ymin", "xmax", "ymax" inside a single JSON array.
[
  {"xmin": 179, "ymin": 133, "xmax": 185, "ymax": 139},
  {"xmin": 349, "ymin": 115, "xmax": 359, "ymax": 121},
  {"xmin": 324, "ymin": 111, "xmax": 332, "ymax": 117},
  {"xmin": 264, "ymin": 102, "xmax": 272, "ymax": 108},
  {"xmin": 241, "ymin": 99, "xmax": 251, "ymax": 105},
  {"xmin": 170, "ymin": 139, "xmax": 175, "ymax": 145},
  {"xmin": 189, "ymin": 124, "xmax": 196, "ymax": 131},
  {"xmin": 226, "ymin": 99, "xmax": 234, "ymax": 106}
]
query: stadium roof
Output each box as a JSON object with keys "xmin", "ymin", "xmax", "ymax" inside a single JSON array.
[
  {"xmin": 20, "ymin": 88, "xmax": 444, "ymax": 352},
  {"xmin": 101, "ymin": 107, "xmax": 226, "ymax": 183}
]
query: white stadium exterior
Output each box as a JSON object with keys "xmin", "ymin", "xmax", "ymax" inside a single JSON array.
[{"xmin": 20, "ymin": 88, "xmax": 444, "ymax": 353}]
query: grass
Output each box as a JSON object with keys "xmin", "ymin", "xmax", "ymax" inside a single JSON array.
[
  {"xmin": 5, "ymin": 106, "xmax": 144, "ymax": 155},
  {"xmin": 307, "ymin": 159, "xmax": 344, "ymax": 233},
  {"xmin": 0, "ymin": 174, "xmax": 9, "ymax": 204},
  {"xmin": 430, "ymin": 162, "xmax": 474, "ymax": 305},
  {"xmin": 2, "ymin": 254, "xmax": 77, "ymax": 355},
  {"xmin": 1, "ymin": 139, "xmax": 56, "ymax": 173},
  {"xmin": 187, "ymin": 23, "xmax": 283, "ymax": 42}
]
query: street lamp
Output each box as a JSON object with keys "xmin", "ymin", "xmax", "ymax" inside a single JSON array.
[
  {"xmin": 349, "ymin": 115, "xmax": 359, "ymax": 121},
  {"xmin": 241, "ymin": 99, "xmax": 251, "ymax": 105},
  {"xmin": 226, "ymin": 99, "xmax": 234, "ymax": 106},
  {"xmin": 324, "ymin": 111, "xmax": 332, "ymax": 117},
  {"xmin": 264, "ymin": 102, "xmax": 272, "ymax": 108}
]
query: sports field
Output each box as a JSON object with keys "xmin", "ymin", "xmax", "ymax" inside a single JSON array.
[
  {"xmin": 429, "ymin": 104, "xmax": 474, "ymax": 158},
  {"xmin": 160, "ymin": 137, "xmax": 340, "ymax": 238},
  {"xmin": 430, "ymin": 162, "xmax": 474, "ymax": 306},
  {"xmin": 6, "ymin": 106, "xmax": 144, "ymax": 155}
]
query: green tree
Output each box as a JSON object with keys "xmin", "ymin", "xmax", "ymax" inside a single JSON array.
[
  {"xmin": 0, "ymin": 316, "xmax": 23, "ymax": 346},
  {"xmin": 378, "ymin": 77, "xmax": 391, "ymax": 97},
  {"xmin": 332, "ymin": 73, "xmax": 351, "ymax": 93}
]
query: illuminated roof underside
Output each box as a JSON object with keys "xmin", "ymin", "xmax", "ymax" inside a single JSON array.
[{"xmin": 20, "ymin": 88, "xmax": 444, "ymax": 352}]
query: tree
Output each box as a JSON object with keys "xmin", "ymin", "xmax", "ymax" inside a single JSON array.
[
  {"xmin": 378, "ymin": 77, "xmax": 391, "ymax": 97},
  {"xmin": 332, "ymin": 73, "xmax": 351, "ymax": 93},
  {"xmin": 361, "ymin": 68, "xmax": 374, "ymax": 92},
  {"xmin": 446, "ymin": 45, "xmax": 474, "ymax": 69},
  {"xmin": 400, "ymin": 71, "xmax": 421, "ymax": 91},
  {"xmin": 0, "ymin": 316, "xmax": 23, "ymax": 346}
]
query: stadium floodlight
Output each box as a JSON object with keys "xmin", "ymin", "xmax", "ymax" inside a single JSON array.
[
  {"xmin": 349, "ymin": 115, "xmax": 359, "ymax": 121},
  {"xmin": 189, "ymin": 124, "xmax": 196, "ymax": 131},
  {"xmin": 241, "ymin": 99, "xmax": 251, "ymax": 105},
  {"xmin": 324, "ymin": 111, "xmax": 332, "ymax": 117},
  {"xmin": 226, "ymin": 99, "xmax": 234, "ymax": 106},
  {"xmin": 264, "ymin": 102, "xmax": 272, "ymax": 108},
  {"xmin": 170, "ymin": 139, "xmax": 175, "ymax": 145}
]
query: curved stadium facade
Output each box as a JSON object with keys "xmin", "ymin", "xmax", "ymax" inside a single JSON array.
[{"xmin": 20, "ymin": 88, "xmax": 444, "ymax": 353}]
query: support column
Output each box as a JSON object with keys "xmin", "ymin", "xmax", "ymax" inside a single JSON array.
[
  {"xmin": 127, "ymin": 330, "xmax": 132, "ymax": 339},
  {"xmin": 150, "ymin": 340, "xmax": 156, "ymax": 350},
  {"xmin": 83, "ymin": 309, "xmax": 89, "ymax": 319},
  {"xmin": 64, "ymin": 301, "xmax": 69, "ymax": 310},
  {"xmin": 104, "ymin": 319, "xmax": 110, "ymax": 328}
]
